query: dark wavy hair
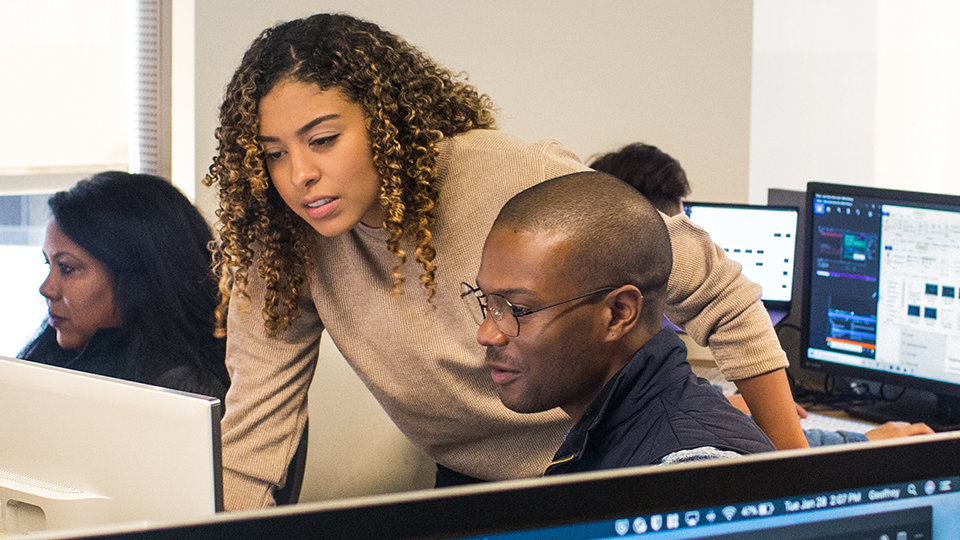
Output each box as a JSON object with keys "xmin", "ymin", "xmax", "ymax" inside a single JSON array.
[
  {"xmin": 204, "ymin": 13, "xmax": 497, "ymax": 336},
  {"xmin": 588, "ymin": 143, "xmax": 691, "ymax": 216},
  {"xmin": 21, "ymin": 172, "xmax": 227, "ymax": 386}
]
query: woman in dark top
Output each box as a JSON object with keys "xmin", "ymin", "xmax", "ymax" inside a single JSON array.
[{"xmin": 19, "ymin": 171, "xmax": 229, "ymax": 403}]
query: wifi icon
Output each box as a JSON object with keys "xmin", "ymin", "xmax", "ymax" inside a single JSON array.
[{"xmin": 721, "ymin": 506, "xmax": 737, "ymax": 521}]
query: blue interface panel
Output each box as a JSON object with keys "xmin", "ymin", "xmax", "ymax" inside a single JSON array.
[
  {"xmin": 461, "ymin": 474, "xmax": 960, "ymax": 539},
  {"xmin": 805, "ymin": 190, "xmax": 960, "ymax": 388}
]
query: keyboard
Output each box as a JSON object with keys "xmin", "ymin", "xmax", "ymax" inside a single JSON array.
[{"xmin": 800, "ymin": 412, "xmax": 878, "ymax": 434}]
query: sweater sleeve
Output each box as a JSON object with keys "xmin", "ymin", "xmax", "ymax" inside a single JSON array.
[
  {"xmin": 219, "ymin": 275, "xmax": 323, "ymax": 511},
  {"xmin": 804, "ymin": 429, "xmax": 869, "ymax": 446},
  {"xmin": 662, "ymin": 213, "xmax": 789, "ymax": 381}
]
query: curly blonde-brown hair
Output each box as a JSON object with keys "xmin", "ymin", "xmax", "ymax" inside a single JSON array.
[{"xmin": 204, "ymin": 13, "xmax": 496, "ymax": 336}]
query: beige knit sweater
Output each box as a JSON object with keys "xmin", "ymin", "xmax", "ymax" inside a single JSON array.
[{"xmin": 219, "ymin": 130, "xmax": 788, "ymax": 510}]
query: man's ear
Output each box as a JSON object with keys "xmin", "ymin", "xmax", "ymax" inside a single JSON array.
[{"xmin": 605, "ymin": 285, "xmax": 642, "ymax": 340}]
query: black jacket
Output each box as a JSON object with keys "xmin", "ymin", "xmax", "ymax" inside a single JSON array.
[
  {"xmin": 545, "ymin": 328, "xmax": 775, "ymax": 475},
  {"xmin": 20, "ymin": 326, "xmax": 228, "ymax": 406}
]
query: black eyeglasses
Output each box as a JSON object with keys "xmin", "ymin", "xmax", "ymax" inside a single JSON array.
[{"xmin": 459, "ymin": 282, "xmax": 616, "ymax": 337}]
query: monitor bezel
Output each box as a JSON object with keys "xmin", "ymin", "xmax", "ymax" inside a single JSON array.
[
  {"xmin": 50, "ymin": 432, "xmax": 960, "ymax": 539},
  {"xmin": 682, "ymin": 200, "xmax": 800, "ymax": 313},
  {"xmin": 799, "ymin": 181, "xmax": 960, "ymax": 401}
]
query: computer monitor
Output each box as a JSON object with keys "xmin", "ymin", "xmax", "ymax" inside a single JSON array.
[
  {"xmin": 801, "ymin": 182, "xmax": 960, "ymax": 429},
  {"xmin": 0, "ymin": 356, "xmax": 223, "ymax": 536},
  {"xmin": 52, "ymin": 432, "xmax": 960, "ymax": 539},
  {"xmin": 683, "ymin": 201, "xmax": 800, "ymax": 325}
]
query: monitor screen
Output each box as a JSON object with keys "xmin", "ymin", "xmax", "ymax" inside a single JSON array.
[
  {"xmin": 801, "ymin": 182, "xmax": 960, "ymax": 427},
  {"xmin": 682, "ymin": 202, "xmax": 799, "ymax": 316},
  {"xmin": 0, "ymin": 356, "xmax": 223, "ymax": 536},
  {"xmin": 60, "ymin": 432, "xmax": 960, "ymax": 539}
]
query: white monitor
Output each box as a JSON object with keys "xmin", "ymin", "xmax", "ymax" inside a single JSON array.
[
  {"xmin": 683, "ymin": 201, "xmax": 800, "ymax": 325},
  {"xmin": 0, "ymin": 355, "xmax": 223, "ymax": 536}
]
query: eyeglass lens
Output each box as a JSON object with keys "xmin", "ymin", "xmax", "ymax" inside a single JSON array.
[
  {"xmin": 460, "ymin": 283, "xmax": 485, "ymax": 325},
  {"xmin": 459, "ymin": 283, "xmax": 520, "ymax": 336},
  {"xmin": 484, "ymin": 295, "xmax": 519, "ymax": 336}
]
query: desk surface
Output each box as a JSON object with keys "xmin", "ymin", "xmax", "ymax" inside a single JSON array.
[{"xmin": 684, "ymin": 343, "xmax": 880, "ymax": 436}]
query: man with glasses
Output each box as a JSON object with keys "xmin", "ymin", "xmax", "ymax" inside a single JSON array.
[{"xmin": 462, "ymin": 171, "xmax": 775, "ymax": 474}]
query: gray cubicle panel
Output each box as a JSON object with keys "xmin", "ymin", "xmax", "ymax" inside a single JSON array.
[{"xmin": 766, "ymin": 188, "xmax": 807, "ymax": 368}]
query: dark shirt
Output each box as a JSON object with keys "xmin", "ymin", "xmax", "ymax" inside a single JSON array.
[
  {"xmin": 20, "ymin": 325, "xmax": 228, "ymax": 406},
  {"xmin": 546, "ymin": 328, "xmax": 775, "ymax": 476}
]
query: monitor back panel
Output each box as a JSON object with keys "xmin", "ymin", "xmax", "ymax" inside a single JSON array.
[{"xmin": 0, "ymin": 356, "xmax": 222, "ymax": 533}]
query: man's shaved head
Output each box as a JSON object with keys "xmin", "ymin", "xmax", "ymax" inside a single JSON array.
[{"xmin": 493, "ymin": 171, "xmax": 672, "ymax": 328}]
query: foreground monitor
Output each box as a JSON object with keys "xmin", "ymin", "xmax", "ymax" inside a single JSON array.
[
  {"xmin": 54, "ymin": 432, "xmax": 960, "ymax": 539},
  {"xmin": 0, "ymin": 356, "xmax": 223, "ymax": 536},
  {"xmin": 801, "ymin": 182, "xmax": 960, "ymax": 428}
]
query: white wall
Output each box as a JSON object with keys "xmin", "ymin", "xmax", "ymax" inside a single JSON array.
[
  {"xmin": 749, "ymin": 0, "xmax": 879, "ymax": 204},
  {"xmin": 191, "ymin": 0, "xmax": 754, "ymax": 219},
  {"xmin": 750, "ymin": 0, "xmax": 960, "ymax": 203},
  {"xmin": 874, "ymin": 0, "xmax": 960, "ymax": 195}
]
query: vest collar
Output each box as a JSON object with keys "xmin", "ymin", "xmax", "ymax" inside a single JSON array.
[{"xmin": 546, "ymin": 328, "xmax": 684, "ymax": 471}]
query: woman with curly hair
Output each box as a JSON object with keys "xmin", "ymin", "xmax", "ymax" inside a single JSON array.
[{"xmin": 207, "ymin": 12, "xmax": 806, "ymax": 510}]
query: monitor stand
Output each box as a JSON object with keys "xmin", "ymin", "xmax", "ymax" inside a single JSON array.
[{"xmin": 845, "ymin": 391, "xmax": 960, "ymax": 433}]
